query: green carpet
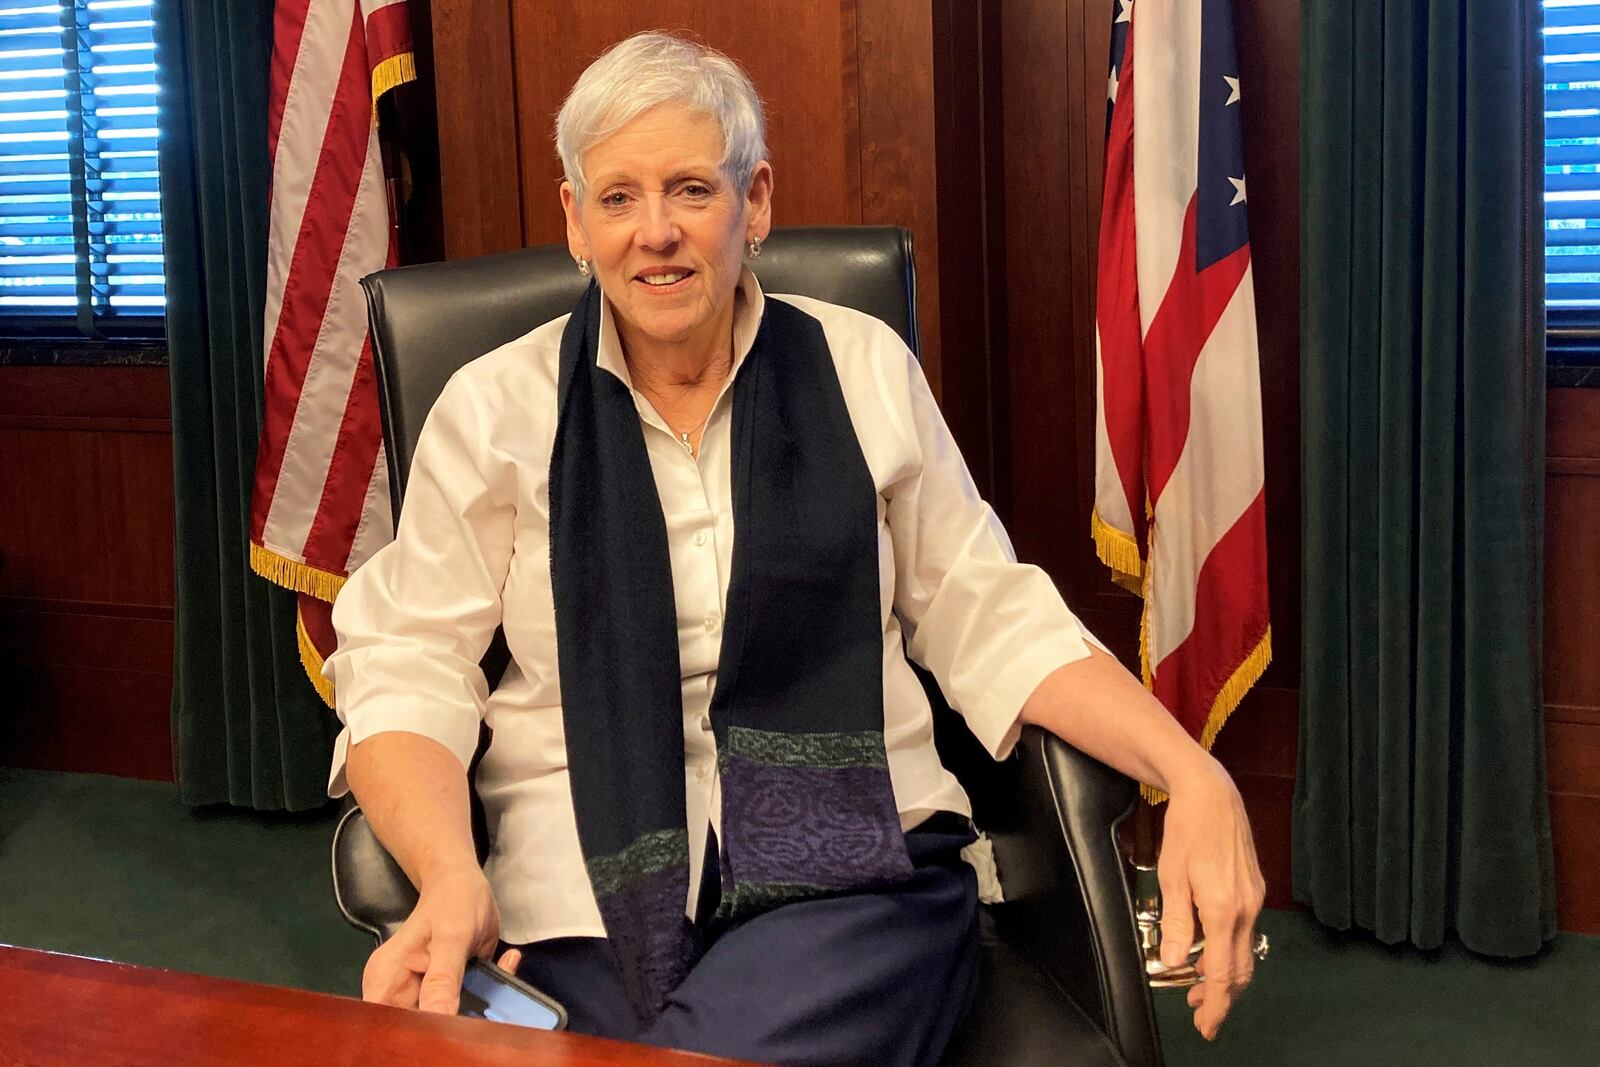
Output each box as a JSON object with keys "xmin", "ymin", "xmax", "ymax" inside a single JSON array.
[
  {"xmin": 1150, "ymin": 908, "xmax": 1600, "ymax": 1065},
  {"xmin": 3, "ymin": 767, "xmax": 1597, "ymax": 1065},
  {"xmin": 0, "ymin": 767, "xmax": 366, "ymax": 995}
]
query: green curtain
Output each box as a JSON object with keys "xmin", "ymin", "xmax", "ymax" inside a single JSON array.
[
  {"xmin": 1295, "ymin": 0, "xmax": 1555, "ymax": 956},
  {"xmin": 157, "ymin": 0, "xmax": 337, "ymax": 811}
]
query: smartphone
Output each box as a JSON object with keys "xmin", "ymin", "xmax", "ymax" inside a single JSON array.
[{"xmin": 458, "ymin": 958, "xmax": 568, "ymax": 1031}]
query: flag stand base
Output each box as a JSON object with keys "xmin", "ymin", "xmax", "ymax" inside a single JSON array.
[
  {"xmin": 1121, "ymin": 799, "xmax": 1205, "ymax": 989},
  {"xmin": 1129, "ymin": 861, "xmax": 1205, "ymax": 989}
]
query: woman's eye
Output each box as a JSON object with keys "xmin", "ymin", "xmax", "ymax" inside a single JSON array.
[
  {"xmin": 600, "ymin": 191, "xmax": 631, "ymax": 208},
  {"xmin": 681, "ymin": 183, "xmax": 712, "ymax": 199}
]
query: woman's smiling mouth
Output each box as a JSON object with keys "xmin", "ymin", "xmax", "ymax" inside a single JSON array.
[{"xmin": 636, "ymin": 267, "xmax": 695, "ymax": 290}]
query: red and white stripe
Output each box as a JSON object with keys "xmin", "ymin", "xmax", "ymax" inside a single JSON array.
[
  {"xmin": 1092, "ymin": 0, "xmax": 1271, "ymax": 749},
  {"xmin": 250, "ymin": 0, "xmax": 414, "ymax": 701}
]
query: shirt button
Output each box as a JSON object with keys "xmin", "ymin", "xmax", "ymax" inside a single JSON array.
[
  {"xmin": 695, "ymin": 765, "xmax": 711, "ymax": 782},
  {"xmin": 693, "ymin": 529, "xmax": 708, "ymax": 547},
  {"xmin": 703, "ymin": 613, "xmax": 720, "ymax": 632}
]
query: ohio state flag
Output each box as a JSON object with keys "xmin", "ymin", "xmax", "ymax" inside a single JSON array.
[{"xmin": 1092, "ymin": 0, "xmax": 1271, "ymax": 764}]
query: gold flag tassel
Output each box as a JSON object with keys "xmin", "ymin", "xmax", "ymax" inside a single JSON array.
[
  {"xmin": 250, "ymin": 542, "xmax": 344, "ymax": 708},
  {"xmin": 1091, "ymin": 507, "xmax": 1145, "ymax": 595},
  {"xmin": 296, "ymin": 605, "xmax": 337, "ymax": 708},
  {"xmin": 371, "ymin": 51, "xmax": 418, "ymax": 106}
]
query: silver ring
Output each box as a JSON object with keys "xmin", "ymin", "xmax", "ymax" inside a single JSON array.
[{"xmin": 1252, "ymin": 932, "xmax": 1269, "ymax": 961}]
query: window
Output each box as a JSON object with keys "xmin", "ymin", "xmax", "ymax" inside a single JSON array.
[{"xmin": 0, "ymin": 0, "xmax": 162, "ymax": 341}]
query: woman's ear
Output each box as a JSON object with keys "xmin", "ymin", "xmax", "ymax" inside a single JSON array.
[
  {"xmin": 559, "ymin": 181, "xmax": 590, "ymax": 262},
  {"xmin": 745, "ymin": 161, "xmax": 774, "ymax": 244}
]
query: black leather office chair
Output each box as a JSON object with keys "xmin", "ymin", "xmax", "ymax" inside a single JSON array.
[{"xmin": 333, "ymin": 226, "xmax": 1162, "ymax": 1067}]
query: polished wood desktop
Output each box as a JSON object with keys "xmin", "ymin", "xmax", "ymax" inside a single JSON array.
[{"xmin": 0, "ymin": 945, "xmax": 754, "ymax": 1066}]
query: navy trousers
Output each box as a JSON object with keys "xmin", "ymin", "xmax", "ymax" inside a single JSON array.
[{"xmin": 510, "ymin": 815, "xmax": 980, "ymax": 1067}]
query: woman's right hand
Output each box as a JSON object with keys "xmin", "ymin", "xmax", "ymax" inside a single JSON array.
[{"xmin": 361, "ymin": 865, "xmax": 517, "ymax": 1013}]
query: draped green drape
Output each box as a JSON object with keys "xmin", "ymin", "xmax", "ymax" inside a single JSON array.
[
  {"xmin": 1295, "ymin": 0, "xmax": 1555, "ymax": 956},
  {"xmin": 157, "ymin": 0, "xmax": 337, "ymax": 810}
]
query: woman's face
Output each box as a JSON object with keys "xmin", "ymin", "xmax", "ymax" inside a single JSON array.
[{"xmin": 561, "ymin": 102, "xmax": 773, "ymax": 352}]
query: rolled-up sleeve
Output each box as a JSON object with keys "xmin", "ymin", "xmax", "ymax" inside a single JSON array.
[
  {"xmin": 887, "ymin": 346, "xmax": 1106, "ymax": 761},
  {"xmin": 323, "ymin": 372, "xmax": 514, "ymax": 795}
]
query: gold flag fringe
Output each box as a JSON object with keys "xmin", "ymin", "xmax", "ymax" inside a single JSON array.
[
  {"xmin": 250, "ymin": 542, "xmax": 347, "ymax": 603},
  {"xmin": 1199, "ymin": 626, "xmax": 1273, "ymax": 751},
  {"xmin": 1091, "ymin": 508, "xmax": 1145, "ymax": 581},
  {"xmin": 296, "ymin": 606, "xmax": 336, "ymax": 709},
  {"xmin": 1139, "ymin": 626, "xmax": 1273, "ymax": 805},
  {"xmin": 1092, "ymin": 509, "xmax": 1272, "ymax": 804},
  {"xmin": 251, "ymin": 542, "xmax": 344, "ymax": 706},
  {"xmin": 371, "ymin": 52, "xmax": 417, "ymax": 109}
]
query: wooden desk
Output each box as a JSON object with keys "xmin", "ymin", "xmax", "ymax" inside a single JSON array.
[{"xmin": 0, "ymin": 945, "xmax": 752, "ymax": 1066}]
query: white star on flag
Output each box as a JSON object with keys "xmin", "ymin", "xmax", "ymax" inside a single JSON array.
[
  {"xmin": 1109, "ymin": 71, "xmax": 1119, "ymax": 103},
  {"xmin": 1116, "ymin": 0, "xmax": 1133, "ymax": 24},
  {"xmin": 1225, "ymin": 76, "xmax": 1241, "ymax": 105},
  {"xmin": 1229, "ymin": 175, "xmax": 1247, "ymax": 206}
]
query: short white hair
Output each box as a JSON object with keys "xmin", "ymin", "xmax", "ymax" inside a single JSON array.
[{"xmin": 555, "ymin": 32, "xmax": 769, "ymax": 201}]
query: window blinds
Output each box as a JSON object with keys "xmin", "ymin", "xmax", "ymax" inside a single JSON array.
[
  {"xmin": 1547, "ymin": 0, "xmax": 1600, "ymax": 309},
  {"xmin": 0, "ymin": 0, "xmax": 161, "ymax": 335}
]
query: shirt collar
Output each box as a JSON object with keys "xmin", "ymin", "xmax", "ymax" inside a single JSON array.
[{"xmin": 596, "ymin": 267, "xmax": 767, "ymax": 389}]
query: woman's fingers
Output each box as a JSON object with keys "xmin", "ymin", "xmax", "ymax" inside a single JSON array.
[
  {"xmin": 362, "ymin": 940, "xmax": 426, "ymax": 1008},
  {"xmin": 1157, "ymin": 858, "xmax": 1197, "ymax": 969},
  {"xmin": 1194, "ymin": 905, "xmax": 1239, "ymax": 1039},
  {"xmin": 1232, "ymin": 899, "xmax": 1258, "ymax": 991},
  {"xmin": 497, "ymin": 947, "xmax": 523, "ymax": 974},
  {"xmin": 417, "ymin": 924, "xmax": 475, "ymax": 1014}
]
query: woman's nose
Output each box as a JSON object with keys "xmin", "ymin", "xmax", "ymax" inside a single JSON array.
[{"xmin": 637, "ymin": 194, "xmax": 680, "ymax": 249}]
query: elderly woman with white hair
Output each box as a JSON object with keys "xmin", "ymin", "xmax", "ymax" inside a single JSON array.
[{"xmin": 327, "ymin": 30, "xmax": 1264, "ymax": 1065}]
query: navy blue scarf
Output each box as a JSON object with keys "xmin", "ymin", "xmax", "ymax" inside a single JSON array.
[{"xmin": 548, "ymin": 282, "xmax": 913, "ymax": 1023}]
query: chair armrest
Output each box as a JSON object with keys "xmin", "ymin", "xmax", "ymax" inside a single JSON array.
[
  {"xmin": 331, "ymin": 801, "xmax": 418, "ymax": 944},
  {"xmin": 330, "ymin": 724, "xmax": 495, "ymax": 947},
  {"xmin": 984, "ymin": 726, "xmax": 1162, "ymax": 1067}
]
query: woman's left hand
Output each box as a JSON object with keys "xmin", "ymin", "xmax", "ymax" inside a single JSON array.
[
  {"xmin": 1017, "ymin": 652, "xmax": 1268, "ymax": 1039},
  {"xmin": 1156, "ymin": 756, "xmax": 1266, "ymax": 1041}
]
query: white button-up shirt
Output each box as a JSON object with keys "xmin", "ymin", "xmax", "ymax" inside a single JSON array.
[{"xmin": 325, "ymin": 270, "xmax": 1101, "ymax": 945}]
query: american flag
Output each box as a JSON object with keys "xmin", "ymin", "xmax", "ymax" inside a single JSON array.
[
  {"xmin": 249, "ymin": 0, "xmax": 415, "ymax": 703},
  {"xmin": 1092, "ymin": 0, "xmax": 1271, "ymax": 762}
]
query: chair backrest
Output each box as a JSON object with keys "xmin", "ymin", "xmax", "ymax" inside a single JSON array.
[{"xmin": 362, "ymin": 225, "xmax": 920, "ymax": 520}]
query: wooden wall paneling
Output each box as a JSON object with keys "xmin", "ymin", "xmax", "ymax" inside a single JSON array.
[
  {"xmin": 1210, "ymin": 685, "xmax": 1300, "ymax": 909},
  {"xmin": 0, "ymin": 368, "xmax": 173, "ymax": 608},
  {"xmin": 1545, "ymin": 388, "xmax": 1600, "ymax": 714},
  {"xmin": 429, "ymin": 0, "xmax": 523, "ymax": 259},
  {"xmin": 0, "ymin": 430, "xmax": 173, "ymax": 607},
  {"xmin": 506, "ymin": 3, "xmax": 864, "ymax": 248},
  {"xmin": 0, "ymin": 604, "xmax": 175, "ymax": 781},
  {"xmin": 0, "ymin": 366, "xmax": 175, "ymax": 781},
  {"xmin": 1549, "ymin": 793, "xmax": 1600, "ymax": 935},
  {"xmin": 856, "ymin": 0, "xmax": 942, "ymax": 391},
  {"xmin": 385, "ymin": 0, "xmax": 446, "ymax": 265},
  {"xmin": 997, "ymin": 0, "xmax": 1088, "ymax": 599},
  {"xmin": 1543, "ymin": 386, "xmax": 1600, "ymax": 934},
  {"xmin": 428, "ymin": 3, "xmax": 954, "ymax": 391},
  {"xmin": 929, "ymin": 0, "xmax": 996, "ymax": 498},
  {"xmin": 1233, "ymin": 0, "xmax": 1302, "ymax": 688},
  {"xmin": 1070, "ymin": 1, "xmax": 1122, "ymax": 616},
  {"xmin": 996, "ymin": 0, "xmax": 1138, "ymax": 636}
]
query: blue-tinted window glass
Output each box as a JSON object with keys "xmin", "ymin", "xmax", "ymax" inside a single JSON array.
[{"xmin": 0, "ymin": 0, "xmax": 162, "ymax": 334}]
